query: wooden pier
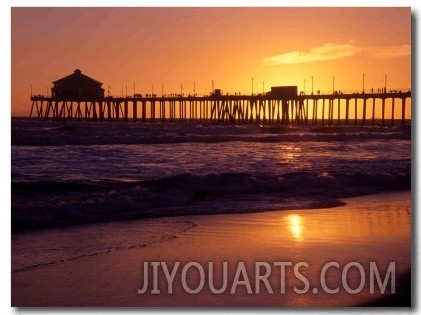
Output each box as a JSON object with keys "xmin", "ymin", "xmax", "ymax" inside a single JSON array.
[{"xmin": 29, "ymin": 91, "xmax": 411, "ymax": 126}]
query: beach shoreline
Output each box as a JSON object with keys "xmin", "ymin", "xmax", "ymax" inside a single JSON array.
[{"xmin": 12, "ymin": 190, "xmax": 411, "ymax": 307}]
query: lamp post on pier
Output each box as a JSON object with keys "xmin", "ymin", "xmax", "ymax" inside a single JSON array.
[
  {"xmin": 311, "ymin": 76, "xmax": 314, "ymax": 95},
  {"xmin": 363, "ymin": 73, "xmax": 365, "ymax": 94},
  {"xmin": 384, "ymin": 74, "xmax": 387, "ymax": 93}
]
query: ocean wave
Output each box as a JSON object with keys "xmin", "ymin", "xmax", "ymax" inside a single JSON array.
[{"xmin": 12, "ymin": 171, "xmax": 410, "ymax": 233}]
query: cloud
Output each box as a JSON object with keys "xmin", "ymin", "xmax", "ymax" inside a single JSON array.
[
  {"xmin": 263, "ymin": 43, "xmax": 362, "ymax": 66},
  {"xmin": 263, "ymin": 43, "xmax": 410, "ymax": 66},
  {"xmin": 366, "ymin": 44, "xmax": 411, "ymax": 58}
]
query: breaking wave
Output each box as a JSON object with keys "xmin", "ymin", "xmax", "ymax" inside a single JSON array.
[{"xmin": 12, "ymin": 171, "xmax": 410, "ymax": 232}]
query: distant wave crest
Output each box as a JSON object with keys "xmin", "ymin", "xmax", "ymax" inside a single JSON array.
[{"xmin": 12, "ymin": 120, "xmax": 411, "ymax": 146}]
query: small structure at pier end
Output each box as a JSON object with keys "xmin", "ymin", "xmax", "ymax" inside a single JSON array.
[{"xmin": 51, "ymin": 69, "xmax": 104, "ymax": 101}]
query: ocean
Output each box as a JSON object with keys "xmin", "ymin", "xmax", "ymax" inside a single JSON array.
[{"xmin": 12, "ymin": 118, "xmax": 411, "ymax": 233}]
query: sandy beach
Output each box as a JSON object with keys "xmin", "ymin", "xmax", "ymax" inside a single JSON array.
[{"xmin": 12, "ymin": 191, "xmax": 411, "ymax": 307}]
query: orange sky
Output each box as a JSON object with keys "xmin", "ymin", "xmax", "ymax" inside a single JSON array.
[{"xmin": 11, "ymin": 7, "xmax": 411, "ymax": 116}]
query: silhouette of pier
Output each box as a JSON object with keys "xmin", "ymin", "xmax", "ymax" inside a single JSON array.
[
  {"xmin": 30, "ymin": 91, "xmax": 411, "ymax": 126},
  {"xmin": 28, "ymin": 69, "xmax": 411, "ymax": 126}
]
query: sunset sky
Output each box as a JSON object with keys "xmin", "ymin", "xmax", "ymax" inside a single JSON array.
[{"xmin": 11, "ymin": 7, "xmax": 411, "ymax": 116}]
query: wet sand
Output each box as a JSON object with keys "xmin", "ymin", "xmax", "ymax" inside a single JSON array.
[{"xmin": 12, "ymin": 191, "xmax": 411, "ymax": 307}]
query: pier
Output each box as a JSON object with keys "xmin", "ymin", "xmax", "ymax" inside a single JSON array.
[
  {"xmin": 29, "ymin": 91, "xmax": 411, "ymax": 126},
  {"xmin": 28, "ymin": 69, "xmax": 411, "ymax": 126}
]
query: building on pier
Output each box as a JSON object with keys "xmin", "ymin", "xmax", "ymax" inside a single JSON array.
[
  {"xmin": 270, "ymin": 86, "xmax": 298, "ymax": 98},
  {"xmin": 51, "ymin": 69, "xmax": 104, "ymax": 101}
]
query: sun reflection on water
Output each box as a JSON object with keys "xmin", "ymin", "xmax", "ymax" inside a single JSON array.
[
  {"xmin": 284, "ymin": 145, "xmax": 301, "ymax": 160},
  {"xmin": 286, "ymin": 214, "xmax": 304, "ymax": 242}
]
